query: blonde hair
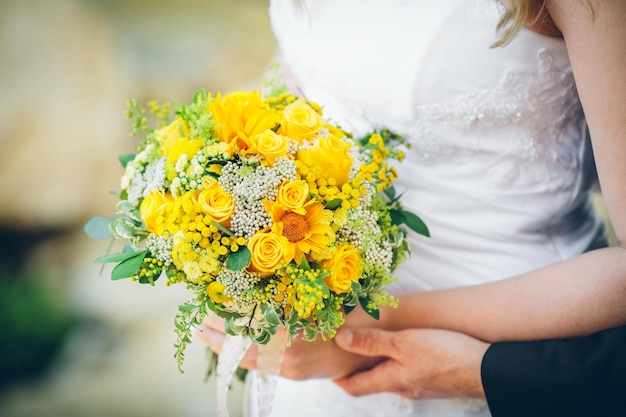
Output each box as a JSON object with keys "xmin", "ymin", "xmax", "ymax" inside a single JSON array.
[{"xmin": 493, "ymin": 0, "xmax": 593, "ymax": 47}]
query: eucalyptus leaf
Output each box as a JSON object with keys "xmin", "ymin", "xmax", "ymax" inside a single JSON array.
[
  {"xmin": 116, "ymin": 200, "xmax": 136, "ymax": 215},
  {"xmin": 111, "ymin": 250, "xmax": 148, "ymax": 280},
  {"xmin": 84, "ymin": 216, "xmax": 112, "ymax": 240},
  {"xmin": 226, "ymin": 247, "xmax": 251, "ymax": 271}
]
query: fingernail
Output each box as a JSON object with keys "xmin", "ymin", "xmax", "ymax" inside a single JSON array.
[{"xmin": 335, "ymin": 329, "xmax": 353, "ymax": 346}]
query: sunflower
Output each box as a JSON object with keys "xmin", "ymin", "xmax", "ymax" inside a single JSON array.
[
  {"xmin": 264, "ymin": 199, "xmax": 334, "ymax": 264},
  {"xmin": 208, "ymin": 90, "xmax": 280, "ymax": 151}
]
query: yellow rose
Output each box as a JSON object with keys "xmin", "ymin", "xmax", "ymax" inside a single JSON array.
[
  {"xmin": 276, "ymin": 180, "xmax": 310, "ymax": 212},
  {"xmin": 183, "ymin": 260, "xmax": 204, "ymax": 282},
  {"xmin": 278, "ymin": 99, "xmax": 323, "ymax": 142},
  {"xmin": 321, "ymin": 245, "xmax": 363, "ymax": 294},
  {"xmin": 247, "ymin": 232, "xmax": 292, "ymax": 277},
  {"xmin": 296, "ymin": 135, "xmax": 353, "ymax": 186},
  {"xmin": 140, "ymin": 190, "xmax": 173, "ymax": 233},
  {"xmin": 253, "ymin": 129, "xmax": 289, "ymax": 166},
  {"xmin": 198, "ymin": 252, "xmax": 220, "ymax": 275},
  {"xmin": 198, "ymin": 184, "xmax": 235, "ymax": 227}
]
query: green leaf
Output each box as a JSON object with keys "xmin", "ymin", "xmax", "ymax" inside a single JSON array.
[
  {"xmin": 179, "ymin": 304, "xmax": 197, "ymax": 313},
  {"xmin": 359, "ymin": 297, "xmax": 380, "ymax": 320},
  {"xmin": 389, "ymin": 209, "xmax": 407, "ymax": 226},
  {"xmin": 193, "ymin": 89, "xmax": 207, "ymax": 105},
  {"xmin": 383, "ymin": 186, "xmax": 396, "ymax": 201},
  {"xmin": 94, "ymin": 250, "xmax": 147, "ymax": 264},
  {"xmin": 298, "ymin": 255, "xmax": 311, "ymax": 271},
  {"xmin": 264, "ymin": 307, "xmax": 281, "ymax": 327},
  {"xmin": 343, "ymin": 304, "xmax": 356, "ymax": 315},
  {"xmin": 401, "ymin": 210, "xmax": 430, "ymax": 237},
  {"xmin": 118, "ymin": 154, "xmax": 135, "ymax": 168},
  {"xmin": 84, "ymin": 216, "xmax": 112, "ymax": 240},
  {"xmin": 235, "ymin": 366, "xmax": 248, "ymax": 382},
  {"xmin": 324, "ymin": 198, "xmax": 343, "ymax": 210},
  {"xmin": 111, "ymin": 250, "xmax": 148, "ymax": 280},
  {"xmin": 251, "ymin": 329, "xmax": 271, "ymax": 345},
  {"xmin": 287, "ymin": 306, "xmax": 300, "ymax": 326},
  {"xmin": 212, "ymin": 220, "xmax": 235, "ymax": 237},
  {"xmin": 226, "ymin": 247, "xmax": 251, "ymax": 271},
  {"xmin": 110, "ymin": 217, "xmax": 141, "ymax": 239},
  {"xmin": 224, "ymin": 317, "xmax": 247, "ymax": 336},
  {"xmin": 302, "ymin": 326, "xmax": 318, "ymax": 341}
]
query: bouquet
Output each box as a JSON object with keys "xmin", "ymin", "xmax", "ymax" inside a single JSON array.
[{"xmin": 86, "ymin": 86, "xmax": 428, "ymax": 379}]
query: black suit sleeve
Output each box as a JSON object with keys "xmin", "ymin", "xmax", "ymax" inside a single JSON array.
[{"xmin": 481, "ymin": 324, "xmax": 626, "ymax": 417}]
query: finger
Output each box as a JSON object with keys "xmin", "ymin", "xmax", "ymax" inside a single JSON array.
[
  {"xmin": 195, "ymin": 323, "xmax": 226, "ymax": 353},
  {"xmin": 334, "ymin": 328, "xmax": 399, "ymax": 359},
  {"xmin": 194, "ymin": 324, "xmax": 260, "ymax": 369},
  {"xmin": 333, "ymin": 359, "xmax": 400, "ymax": 397},
  {"xmin": 202, "ymin": 314, "xmax": 226, "ymax": 331}
]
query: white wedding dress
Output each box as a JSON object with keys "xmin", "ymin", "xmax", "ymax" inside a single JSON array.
[{"xmin": 245, "ymin": 0, "xmax": 607, "ymax": 416}]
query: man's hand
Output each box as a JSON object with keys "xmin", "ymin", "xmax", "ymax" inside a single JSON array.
[{"xmin": 333, "ymin": 328, "xmax": 489, "ymax": 399}]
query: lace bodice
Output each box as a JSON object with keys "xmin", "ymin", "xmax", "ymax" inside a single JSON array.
[{"xmin": 246, "ymin": 1, "xmax": 607, "ymax": 416}]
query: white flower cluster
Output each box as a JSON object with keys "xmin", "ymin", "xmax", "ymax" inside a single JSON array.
[
  {"xmin": 219, "ymin": 158, "xmax": 297, "ymax": 238},
  {"xmin": 146, "ymin": 233, "xmax": 173, "ymax": 267},
  {"xmin": 364, "ymin": 240, "xmax": 393, "ymax": 270},
  {"xmin": 216, "ymin": 269, "xmax": 261, "ymax": 310},
  {"xmin": 347, "ymin": 138, "xmax": 366, "ymax": 180},
  {"xmin": 123, "ymin": 155, "xmax": 166, "ymax": 205},
  {"xmin": 338, "ymin": 205, "xmax": 392, "ymax": 270}
]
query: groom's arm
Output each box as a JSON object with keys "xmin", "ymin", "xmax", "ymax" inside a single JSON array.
[{"xmin": 482, "ymin": 324, "xmax": 626, "ymax": 417}]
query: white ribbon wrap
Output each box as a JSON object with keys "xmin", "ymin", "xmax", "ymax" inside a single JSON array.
[
  {"xmin": 216, "ymin": 334, "xmax": 253, "ymax": 417},
  {"xmin": 216, "ymin": 327, "xmax": 289, "ymax": 417}
]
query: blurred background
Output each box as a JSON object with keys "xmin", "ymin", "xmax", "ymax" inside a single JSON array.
[{"xmin": 0, "ymin": 0, "xmax": 275, "ymax": 416}]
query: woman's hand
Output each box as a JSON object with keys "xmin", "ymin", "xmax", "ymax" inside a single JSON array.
[{"xmin": 195, "ymin": 308, "xmax": 385, "ymax": 380}]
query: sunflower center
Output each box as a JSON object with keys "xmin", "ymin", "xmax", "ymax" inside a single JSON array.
[{"xmin": 281, "ymin": 212, "xmax": 308, "ymax": 242}]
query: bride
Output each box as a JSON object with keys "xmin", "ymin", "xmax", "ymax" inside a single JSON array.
[{"xmin": 199, "ymin": 0, "xmax": 626, "ymax": 416}]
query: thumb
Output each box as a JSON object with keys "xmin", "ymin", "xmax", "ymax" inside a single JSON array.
[{"xmin": 335, "ymin": 328, "xmax": 398, "ymax": 359}]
